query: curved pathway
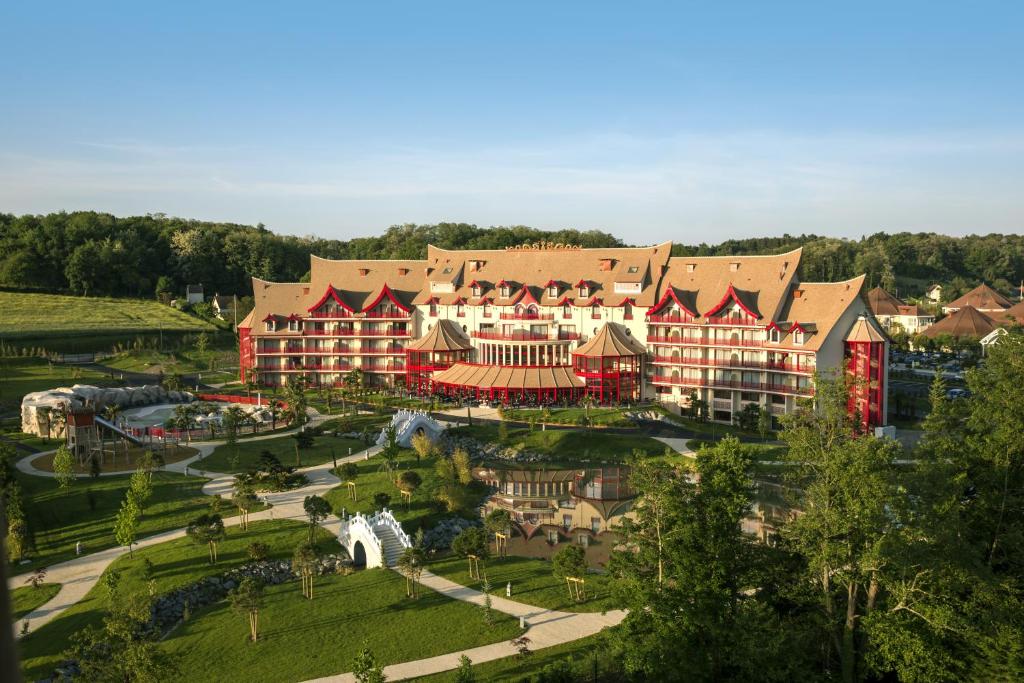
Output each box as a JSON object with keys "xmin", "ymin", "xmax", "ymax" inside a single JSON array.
[{"xmin": 9, "ymin": 427, "xmax": 624, "ymax": 681}]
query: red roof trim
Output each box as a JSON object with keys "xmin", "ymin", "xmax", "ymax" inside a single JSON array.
[
  {"xmin": 468, "ymin": 279, "xmax": 482, "ymax": 288},
  {"xmin": 576, "ymin": 279, "xmax": 590, "ymax": 287},
  {"xmin": 544, "ymin": 279, "xmax": 559, "ymax": 288},
  {"xmin": 361, "ymin": 283, "xmax": 411, "ymax": 313},
  {"xmin": 790, "ymin": 321, "xmax": 811, "ymax": 334},
  {"xmin": 764, "ymin": 321, "xmax": 788, "ymax": 333},
  {"xmin": 555, "ymin": 295, "xmax": 574, "ymax": 306},
  {"xmin": 581, "ymin": 296, "xmax": 603, "ymax": 307},
  {"xmin": 705, "ymin": 284, "xmax": 760, "ymax": 319},
  {"xmin": 262, "ymin": 314, "xmax": 277, "ymax": 323},
  {"xmin": 615, "ymin": 297, "xmax": 636, "ymax": 307},
  {"xmin": 646, "ymin": 285, "xmax": 698, "ymax": 317},
  {"xmin": 307, "ymin": 284, "xmax": 356, "ymax": 313},
  {"xmin": 496, "ymin": 278, "xmax": 510, "ymax": 287},
  {"xmin": 287, "ymin": 313, "xmax": 302, "ymax": 321},
  {"xmin": 453, "ymin": 296, "xmax": 467, "ymax": 305}
]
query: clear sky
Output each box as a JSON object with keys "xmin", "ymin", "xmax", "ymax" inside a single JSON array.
[{"xmin": 1, "ymin": 1, "xmax": 1021, "ymax": 243}]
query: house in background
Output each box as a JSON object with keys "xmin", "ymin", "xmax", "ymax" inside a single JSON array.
[
  {"xmin": 865, "ymin": 286, "xmax": 934, "ymax": 335},
  {"xmin": 924, "ymin": 283, "xmax": 943, "ymax": 304},
  {"xmin": 211, "ymin": 294, "xmax": 235, "ymax": 320},
  {"xmin": 941, "ymin": 283, "xmax": 1012, "ymax": 315},
  {"xmin": 186, "ymin": 284, "xmax": 205, "ymax": 305}
]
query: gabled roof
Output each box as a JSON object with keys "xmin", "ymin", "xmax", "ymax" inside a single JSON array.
[
  {"xmin": 705, "ymin": 284, "xmax": 761, "ymax": 319},
  {"xmin": 308, "ymin": 256, "xmax": 425, "ymax": 311},
  {"xmin": 945, "ymin": 283, "xmax": 1012, "ymax": 312},
  {"xmin": 865, "ymin": 286, "xmax": 905, "ymax": 317},
  {"xmin": 573, "ymin": 323, "xmax": 646, "ymax": 358},
  {"xmin": 647, "ymin": 285, "xmax": 699, "ymax": 317},
  {"xmin": 407, "ymin": 319, "xmax": 473, "ymax": 352},
  {"xmin": 773, "ymin": 275, "xmax": 867, "ymax": 351},
  {"xmin": 921, "ymin": 306, "xmax": 998, "ymax": 339}
]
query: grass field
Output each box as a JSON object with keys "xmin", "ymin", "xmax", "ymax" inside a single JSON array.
[
  {"xmin": 428, "ymin": 555, "xmax": 618, "ymax": 613},
  {"xmin": 686, "ymin": 439, "xmax": 789, "ymax": 462},
  {"xmin": 193, "ymin": 433, "xmax": 369, "ymax": 474},
  {"xmin": 11, "ymin": 583, "xmax": 62, "ymax": 622},
  {"xmin": 30, "ymin": 444, "xmax": 197, "ymax": 474},
  {"xmin": 449, "ymin": 424, "xmax": 668, "ymax": 467},
  {"xmin": 501, "ymin": 405, "xmax": 637, "ymax": 428},
  {"xmin": 323, "ymin": 449, "xmax": 484, "ymax": 533},
  {"xmin": 0, "ymin": 291, "xmax": 217, "ymax": 340},
  {"xmin": 0, "ymin": 358, "xmax": 113, "ymax": 410},
  {"xmin": 17, "ymin": 519, "xmax": 336, "ymax": 680},
  {"xmin": 162, "ymin": 568, "xmax": 520, "ymax": 683},
  {"xmin": 104, "ymin": 347, "xmax": 239, "ymax": 384},
  {"xmin": 14, "ymin": 467, "xmax": 254, "ymax": 572},
  {"xmin": 413, "ymin": 631, "xmax": 613, "ymax": 683}
]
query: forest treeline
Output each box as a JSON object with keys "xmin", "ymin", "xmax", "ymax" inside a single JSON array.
[{"xmin": 1, "ymin": 211, "xmax": 1022, "ymax": 300}]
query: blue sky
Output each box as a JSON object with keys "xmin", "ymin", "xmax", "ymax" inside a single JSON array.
[{"xmin": 1, "ymin": 1, "xmax": 1021, "ymax": 243}]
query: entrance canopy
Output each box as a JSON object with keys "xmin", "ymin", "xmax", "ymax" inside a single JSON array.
[{"xmin": 430, "ymin": 362, "xmax": 584, "ymax": 404}]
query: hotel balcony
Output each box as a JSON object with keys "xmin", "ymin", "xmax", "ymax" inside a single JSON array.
[
  {"xmin": 471, "ymin": 330, "xmax": 580, "ymax": 342},
  {"xmin": 648, "ymin": 356, "xmax": 814, "ymax": 374},
  {"xmin": 646, "ymin": 334, "xmax": 765, "ymax": 348},
  {"xmin": 648, "ymin": 375, "xmax": 813, "ymax": 396},
  {"xmin": 499, "ymin": 312, "xmax": 555, "ymax": 321}
]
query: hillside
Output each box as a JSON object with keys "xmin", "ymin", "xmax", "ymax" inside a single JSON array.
[{"xmin": 0, "ymin": 291, "xmax": 217, "ymax": 340}]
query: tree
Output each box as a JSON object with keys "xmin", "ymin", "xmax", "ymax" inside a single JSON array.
[
  {"xmin": 53, "ymin": 444, "xmax": 76, "ymax": 494},
  {"xmin": 114, "ymin": 492, "xmax": 141, "ymax": 558},
  {"xmin": 194, "ymin": 331, "xmax": 209, "ymax": 358},
  {"xmin": 232, "ymin": 479, "xmax": 260, "ymax": 531},
  {"xmin": 373, "ymin": 492, "xmax": 391, "ymax": 510},
  {"xmin": 230, "ymin": 577, "xmax": 265, "ymax": 642},
  {"xmin": 4, "ymin": 481, "xmax": 31, "ymax": 562},
  {"xmin": 303, "ymin": 494, "xmax": 331, "ymax": 542},
  {"xmin": 25, "ymin": 566, "xmax": 47, "ymax": 590},
  {"xmin": 451, "ymin": 447, "xmax": 473, "ymax": 485},
  {"xmin": 397, "ymin": 470, "xmax": 422, "ymax": 508},
  {"xmin": 293, "ymin": 542, "xmax": 319, "ymax": 599},
  {"xmin": 485, "ymin": 508, "xmax": 511, "ymax": 557},
  {"xmin": 757, "ymin": 406, "xmax": 773, "ymax": 442},
  {"xmin": 451, "ymin": 526, "xmax": 490, "ymax": 580},
  {"xmin": 610, "ymin": 437, "xmax": 803, "ymax": 681},
  {"xmin": 552, "ymin": 545, "xmax": 588, "ymax": 601},
  {"xmin": 128, "ymin": 466, "xmax": 152, "ymax": 515},
  {"xmin": 409, "ymin": 431, "xmax": 436, "ymax": 462},
  {"xmin": 396, "ymin": 545, "xmax": 426, "ymax": 598},
  {"xmin": 780, "ymin": 373, "xmax": 904, "ymax": 683},
  {"xmin": 186, "ymin": 513, "xmax": 226, "ymax": 564},
  {"xmin": 65, "ymin": 593, "xmax": 173, "ymax": 682},
  {"xmin": 453, "ymin": 654, "xmax": 475, "ymax": 683},
  {"xmin": 734, "ymin": 402, "xmax": 760, "ymax": 432},
  {"xmin": 222, "ymin": 405, "xmax": 247, "ymax": 445},
  {"xmin": 352, "ymin": 645, "xmax": 386, "ymax": 683}
]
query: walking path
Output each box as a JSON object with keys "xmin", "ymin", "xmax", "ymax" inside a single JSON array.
[{"xmin": 9, "ymin": 424, "xmax": 623, "ymax": 681}]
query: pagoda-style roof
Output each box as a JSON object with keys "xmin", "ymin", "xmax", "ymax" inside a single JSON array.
[
  {"xmin": 845, "ymin": 315, "xmax": 888, "ymax": 343},
  {"xmin": 430, "ymin": 363, "xmax": 584, "ymax": 390},
  {"xmin": 573, "ymin": 323, "xmax": 647, "ymax": 358},
  {"xmin": 865, "ymin": 286, "xmax": 905, "ymax": 317},
  {"xmin": 945, "ymin": 283, "xmax": 1012, "ymax": 312},
  {"xmin": 407, "ymin": 319, "xmax": 473, "ymax": 352},
  {"xmin": 921, "ymin": 306, "xmax": 998, "ymax": 339}
]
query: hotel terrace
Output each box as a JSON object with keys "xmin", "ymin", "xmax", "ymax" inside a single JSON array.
[{"xmin": 239, "ymin": 242, "xmax": 888, "ymax": 428}]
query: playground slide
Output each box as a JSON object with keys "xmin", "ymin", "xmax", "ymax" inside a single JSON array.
[{"xmin": 95, "ymin": 415, "xmax": 145, "ymax": 446}]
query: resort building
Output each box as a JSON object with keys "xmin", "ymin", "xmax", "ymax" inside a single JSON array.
[
  {"xmin": 941, "ymin": 283, "xmax": 1013, "ymax": 315},
  {"xmin": 239, "ymin": 242, "xmax": 888, "ymax": 428},
  {"xmin": 865, "ymin": 286, "xmax": 934, "ymax": 335}
]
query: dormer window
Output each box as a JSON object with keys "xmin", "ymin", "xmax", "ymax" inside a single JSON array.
[
  {"xmin": 456, "ymin": 302, "xmax": 465, "ymax": 317},
  {"xmin": 472, "ymin": 284, "xmax": 482, "ymax": 297},
  {"xmin": 563, "ymin": 303, "xmax": 571, "ymax": 319},
  {"xmin": 793, "ymin": 329, "xmax": 805, "ymax": 345},
  {"xmin": 265, "ymin": 320, "xmax": 275, "ymax": 332},
  {"xmin": 499, "ymin": 283, "xmax": 510, "ymax": 298},
  {"xmin": 627, "ymin": 266, "xmax": 639, "ymax": 274},
  {"xmin": 288, "ymin": 319, "xmax": 300, "ymax": 332},
  {"xmin": 358, "ymin": 268, "xmax": 369, "ymax": 276},
  {"xmin": 687, "ymin": 263, "xmax": 696, "ymax": 273},
  {"xmin": 548, "ymin": 285, "xmax": 558, "ymax": 298},
  {"xmin": 730, "ymin": 262, "xmax": 740, "ymax": 272},
  {"xmin": 429, "ymin": 301, "xmax": 438, "ymax": 317},
  {"xmin": 623, "ymin": 302, "xmax": 633, "ymax": 320},
  {"xmin": 482, "ymin": 301, "xmax": 491, "ymax": 318},
  {"xmin": 591, "ymin": 303, "xmax": 601, "ymax": 319},
  {"xmin": 579, "ymin": 284, "xmax": 590, "ymax": 298},
  {"xmin": 768, "ymin": 327, "xmax": 780, "ymax": 343},
  {"xmin": 398, "ymin": 268, "xmax": 410, "ymax": 276}
]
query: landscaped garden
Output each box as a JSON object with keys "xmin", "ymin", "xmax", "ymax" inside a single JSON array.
[
  {"xmin": 500, "ymin": 405, "xmax": 638, "ymax": 428},
  {"xmin": 429, "ymin": 554, "xmax": 618, "ymax": 613},
  {"xmin": 30, "ymin": 444, "xmax": 197, "ymax": 474},
  {"xmin": 193, "ymin": 432, "xmax": 369, "ymax": 474},
  {"xmin": 11, "ymin": 583, "xmax": 62, "ymax": 622},
  {"xmin": 11, "ymin": 465, "xmax": 250, "ymax": 571},
  {"xmin": 161, "ymin": 568, "xmax": 520, "ymax": 683},
  {"xmin": 448, "ymin": 423, "xmax": 670, "ymax": 467},
  {"xmin": 16, "ymin": 519, "xmax": 336, "ymax": 680}
]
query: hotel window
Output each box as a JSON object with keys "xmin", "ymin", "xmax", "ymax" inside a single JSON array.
[
  {"xmin": 429, "ymin": 301, "xmax": 438, "ymax": 317},
  {"xmin": 623, "ymin": 302, "xmax": 633, "ymax": 320},
  {"xmin": 768, "ymin": 327, "xmax": 780, "ymax": 343},
  {"xmin": 500, "ymin": 284, "xmax": 510, "ymax": 297},
  {"xmin": 548, "ymin": 285, "xmax": 558, "ymax": 298},
  {"xmin": 591, "ymin": 304, "xmax": 601, "ymax": 319},
  {"xmin": 456, "ymin": 303, "xmax": 465, "ymax": 317},
  {"xmin": 563, "ymin": 303, "xmax": 572, "ymax": 319},
  {"xmin": 562, "ymin": 514, "xmax": 572, "ymax": 529},
  {"xmin": 265, "ymin": 321, "xmax": 275, "ymax": 332},
  {"xmin": 288, "ymin": 319, "xmax": 299, "ymax": 332},
  {"xmin": 482, "ymin": 302, "xmax": 491, "ymax": 318},
  {"xmin": 442, "ymin": 266, "xmax": 452, "ymax": 274},
  {"xmin": 472, "ymin": 284, "xmax": 482, "ymax": 297},
  {"xmin": 579, "ymin": 284, "xmax": 589, "ymax": 298},
  {"xmin": 793, "ymin": 329, "xmax": 805, "ymax": 345},
  {"xmin": 627, "ymin": 265, "xmax": 639, "ymax": 274}
]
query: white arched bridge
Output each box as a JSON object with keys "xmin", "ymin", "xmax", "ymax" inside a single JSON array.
[{"xmin": 338, "ymin": 508, "xmax": 412, "ymax": 568}]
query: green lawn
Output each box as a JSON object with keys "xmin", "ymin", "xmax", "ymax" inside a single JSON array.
[
  {"xmin": 163, "ymin": 569, "xmax": 521, "ymax": 683},
  {"xmin": 501, "ymin": 406, "xmax": 637, "ymax": 428},
  {"xmin": 654, "ymin": 406, "xmax": 777, "ymax": 440},
  {"xmin": 0, "ymin": 357, "xmax": 112, "ymax": 410},
  {"xmin": 449, "ymin": 424, "xmax": 667, "ymax": 467},
  {"xmin": 686, "ymin": 439, "xmax": 789, "ymax": 462},
  {"xmin": 0, "ymin": 291, "xmax": 217, "ymax": 339},
  {"xmin": 17, "ymin": 519, "xmax": 336, "ymax": 680},
  {"xmin": 193, "ymin": 433, "xmax": 369, "ymax": 474},
  {"xmin": 14, "ymin": 467, "xmax": 253, "ymax": 572},
  {"xmin": 11, "ymin": 583, "xmax": 61, "ymax": 622},
  {"xmin": 413, "ymin": 631, "xmax": 613, "ymax": 683},
  {"xmin": 104, "ymin": 347, "xmax": 238, "ymax": 383},
  {"xmin": 323, "ymin": 449, "xmax": 484, "ymax": 533},
  {"xmin": 318, "ymin": 413, "xmax": 391, "ymax": 435},
  {"xmin": 429, "ymin": 555, "xmax": 619, "ymax": 613}
]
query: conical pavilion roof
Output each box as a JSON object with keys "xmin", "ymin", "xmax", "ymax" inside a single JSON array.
[
  {"xmin": 921, "ymin": 305, "xmax": 997, "ymax": 339},
  {"xmin": 407, "ymin": 319, "xmax": 473, "ymax": 352},
  {"xmin": 946, "ymin": 283, "xmax": 1012, "ymax": 311},
  {"xmin": 845, "ymin": 314, "xmax": 888, "ymax": 343},
  {"xmin": 573, "ymin": 323, "xmax": 647, "ymax": 358}
]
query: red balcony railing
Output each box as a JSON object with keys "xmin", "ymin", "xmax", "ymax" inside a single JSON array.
[
  {"xmin": 646, "ymin": 314, "xmax": 696, "ymax": 324},
  {"xmin": 499, "ymin": 312, "xmax": 554, "ymax": 321}
]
